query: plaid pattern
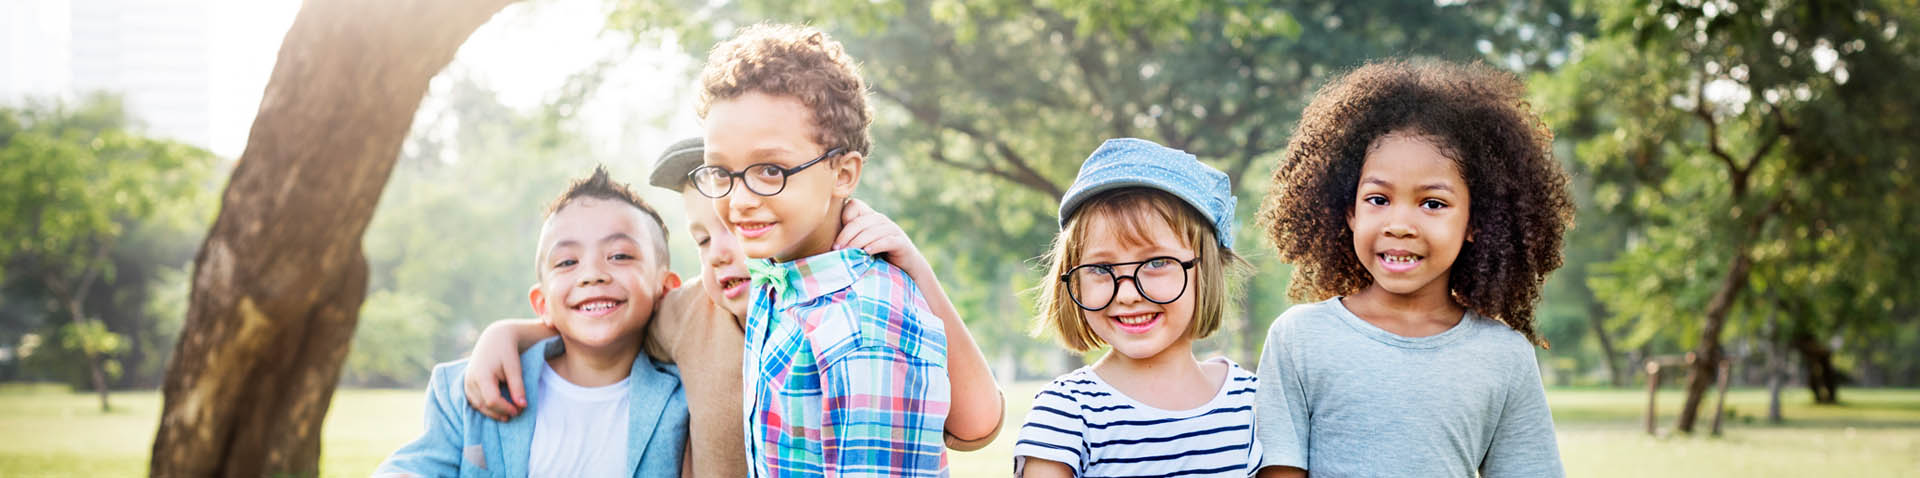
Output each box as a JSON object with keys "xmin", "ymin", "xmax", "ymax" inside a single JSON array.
[{"xmin": 743, "ymin": 248, "xmax": 950, "ymax": 478}]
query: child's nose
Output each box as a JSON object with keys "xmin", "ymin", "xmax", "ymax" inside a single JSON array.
[
  {"xmin": 1384, "ymin": 208, "xmax": 1419, "ymax": 238},
  {"xmin": 1111, "ymin": 276, "xmax": 1145, "ymax": 304},
  {"xmin": 708, "ymin": 240, "xmax": 737, "ymax": 266},
  {"xmin": 1385, "ymin": 223, "xmax": 1416, "ymax": 238},
  {"xmin": 577, "ymin": 266, "xmax": 610, "ymax": 286},
  {"xmin": 728, "ymin": 189, "xmax": 765, "ymax": 209}
]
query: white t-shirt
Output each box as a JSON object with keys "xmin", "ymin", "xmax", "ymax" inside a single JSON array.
[
  {"xmin": 1013, "ymin": 358, "xmax": 1262, "ymax": 477},
  {"xmin": 529, "ymin": 361, "xmax": 631, "ymax": 478}
]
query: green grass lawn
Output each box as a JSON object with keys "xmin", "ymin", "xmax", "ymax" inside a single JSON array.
[{"xmin": 2, "ymin": 382, "xmax": 1916, "ymax": 477}]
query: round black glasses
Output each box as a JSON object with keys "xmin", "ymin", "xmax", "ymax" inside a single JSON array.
[
  {"xmin": 687, "ymin": 148, "xmax": 845, "ymax": 198},
  {"xmin": 1059, "ymin": 255, "xmax": 1198, "ymax": 311}
]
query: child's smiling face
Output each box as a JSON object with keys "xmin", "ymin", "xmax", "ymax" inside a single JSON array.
[
  {"xmin": 681, "ymin": 187, "xmax": 752, "ymax": 317},
  {"xmin": 1076, "ymin": 215, "xmax": 1199, "ymax": 361},
  {"xmin": 531, "ymin": 197, "xmax": 678, "ymax": 352},
  {"xmin": 702, "ymin": 91, "xmax": 861, "ymax": 262},
  {"xmin": 1347, "ymin": 132, "xmax": 1471, "ymax": 298}
]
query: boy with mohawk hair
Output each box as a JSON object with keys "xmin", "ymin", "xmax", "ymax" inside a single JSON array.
[{"xmin": 376, "ymin": 166, "xmax": 688, "ymax": 477}]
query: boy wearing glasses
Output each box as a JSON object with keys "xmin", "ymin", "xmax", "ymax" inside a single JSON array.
[{"xmin": 688, "ymin": 24, "xmax": 951, "ymax": 477}]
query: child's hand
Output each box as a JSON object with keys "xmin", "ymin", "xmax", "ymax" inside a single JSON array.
[
  {"xmin": 462, "ymin": 320, "xmax": 554, "ymax": 421},
  {"xmin": 835, "ymin": 198, "xmax": 928, "ymax": 274}
]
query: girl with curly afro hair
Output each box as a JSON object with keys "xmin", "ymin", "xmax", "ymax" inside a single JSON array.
[{"xmin": 1251, "ymin": 59, "xmax": 1572, "ymax": 477}]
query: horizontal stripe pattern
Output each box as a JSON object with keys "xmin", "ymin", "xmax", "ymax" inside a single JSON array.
[{"xmin": 1014, "ymin": 359, "xmax": 1261, "ymax": 477}]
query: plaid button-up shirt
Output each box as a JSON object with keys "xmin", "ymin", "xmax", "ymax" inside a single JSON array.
[{"xmin": 742, "ymin": 248, "xmax": 950, "ymax": 477}]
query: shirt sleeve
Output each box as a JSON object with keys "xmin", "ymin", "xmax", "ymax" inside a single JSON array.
[
  {"xmin": 374, "ymin": 363, "xmax": 468, "ymax": 477},
  {"xmin": 1255, "ymin": 314, "xmax": 1311, "ymax": 472},
  {"xmin": 1012, "ymin": 382, "xmax": 1087, "ymax": 477},
  {"xmin": 1479, "ymin": 349, "xmax": 1565, "ymax": 477},
  {"xmin": 815, "ymin": 297, "xmax": 950, "ymax": 478}
]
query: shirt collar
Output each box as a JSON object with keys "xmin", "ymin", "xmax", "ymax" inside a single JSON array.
[{"xmin": 747, "ymin": 248, "xmax": 873, "ymax": 310}]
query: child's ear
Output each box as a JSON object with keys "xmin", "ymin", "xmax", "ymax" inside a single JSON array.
[
  {"xmin": 528, "ymin": 284, "xmax": 547, "ymax": 317},
  {"xmin": 661, "ymin": 271, "xmax": 682, "ymax": 292},
  {"xmin": 831, "ymin": 151, "xmax": 864, "ymax": 199}
]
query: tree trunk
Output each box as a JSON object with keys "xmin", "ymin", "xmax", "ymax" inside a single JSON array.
[
  {"xmin": 1792, "ymin": 334, "xmax": 1840, "ymax": 404},
  {"xmin": 1588, "ymin": 301, "xmax": 1624, "ymax": 387},
  {"xmin": 55, "ymin": 292, "xmax": 112, "ymax": 413},
  {"xmin": 1674, "ymin": 248, "xmax": 1754, "ymax": 433},
  {"xmin": 1233, "ymin": 273, "xmax": 1260, "ymax": 366},
  {"xmin": 150, "ymin": 1, "xmax": 514, "ymax": 476},
  {"xmin": 44, "ymin": 242, "xmax": 114, "ymax": 412},
  {"xmin": 1765, "ymin": 309, "xmax": 1784, "ymax": 424}
]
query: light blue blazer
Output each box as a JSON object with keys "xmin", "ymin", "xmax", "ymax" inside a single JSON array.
[{"xmin": 375, "ymin": 337, "xmax": 687, "ymax": 477}]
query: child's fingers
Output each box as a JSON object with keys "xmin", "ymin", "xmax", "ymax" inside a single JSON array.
[
  {"xmin": 502, "ymin": 358, "xmax": 527, "ymax": 409},
  {"xmin": 463, "ymin": 375, "xmax": 491, "ymax": 417},
  {"xmin": 840, "ymin": 219, "xmax": 878, "ymax": 250},
  {"xmin": 468, "ymin": 373, "xmax": 512, "ymax": 422},
  {"xmin": 841, "ymin": 198, "xmax": 875, "ymax": 223},
  {"xmin": 836, "ymin": 214, "xmax": 885, "ymax": 249}
]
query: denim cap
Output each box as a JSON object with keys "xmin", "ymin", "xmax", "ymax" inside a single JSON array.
[
  {"xmin": 647, "ymin": 136, "xmax": 705, "ymax": 191},
  {"xmin": 1058, "ymin": 138, "xmax": 1236, "ymax": 250}
]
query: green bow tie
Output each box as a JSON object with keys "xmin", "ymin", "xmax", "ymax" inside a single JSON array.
[{"xmin": 746, "ymin": 259, "xmax": 789, "ymax": 295}]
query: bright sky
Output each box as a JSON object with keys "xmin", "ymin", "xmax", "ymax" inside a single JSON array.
[{"xmin": 208, "ymin": 0, "xmax": 702, "ymax": 160}]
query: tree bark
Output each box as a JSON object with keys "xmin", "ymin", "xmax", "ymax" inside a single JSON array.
[
  {"xmin": 1765, "ymin": 308, "xmax": 1785, "ymax": 424},
  {"xmin": 1588, "ymin": 301, "xmax": 1624, "ymax": 387},
  {"xmin": 1792, "ymin": 332, "xmax": 1840, "ymax": 404},
  {"xmin": 150, "ymin": 1, "xmax": 514, "ymax": 476},
  {"xmin": 1233, "ymin": 273, "xmax": 1260, "ymax": 366},
  {"xmin": 1674, "ymin": 248, "xmax": 1753, "ymax": 433},
  {"xmin": 43, "ymin": 241, "xmax": 114, "ymax": 412}
]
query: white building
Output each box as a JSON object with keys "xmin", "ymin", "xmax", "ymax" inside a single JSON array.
[{"xmin": 2, "ymin": 0, "xmax": 214, "ymax": 150}]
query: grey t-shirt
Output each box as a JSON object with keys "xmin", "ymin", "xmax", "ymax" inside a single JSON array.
[{"xmin": 1255, "ymin": 298, "xmax": 1563, "ymax": 477}]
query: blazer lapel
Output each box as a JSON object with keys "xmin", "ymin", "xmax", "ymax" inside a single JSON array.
[
  {"xmin": 498, "ymin": 338, "xmax": 557, "ymax": 477},
  {"xmin": 624, "ymin": 352, "xmax": 673, "ymax": 477}
]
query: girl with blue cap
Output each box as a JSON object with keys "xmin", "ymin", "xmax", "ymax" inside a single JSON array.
[{"xmin": 1013, "ymin": 138, "xmax": 1260, "ymax": 477}]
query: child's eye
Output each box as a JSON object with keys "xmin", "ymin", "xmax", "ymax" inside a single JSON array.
[
  {"xmin": 750, "ymin": 164, "xmax": 784, "ymax": 180},
  {"xmin": 1077, "ymin": 265, "xmax": 1115, "ymax": 278},
  {"xmin": 1421, "ymin": 199, "xmax": 1448, "ymax": 210},
  {"xmin": 1363, "ymin": 195, "xmax": 1388, "ymax": 206},
  {"xmin": 696, "ymin": 237, "xmax": 712, "ymax": 248},
  {"xmin": 1143, "ymin": 257, "xmax": 1177, "ymax": 270},
  {"xmin": 611, "ymin": 253, "xmax": 636, "ymax": 261},
  {"xmin": 553, "ymin": 258, "xmax": 577, "ymax": 268}
]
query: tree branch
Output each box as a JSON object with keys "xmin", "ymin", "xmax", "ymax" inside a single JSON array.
[
  {"xmin": 1745, "ymin": 105, "xmax": 1796, "ymax": 174},
  {"xmin": 871, "ymin": 85, "xmax": 1064, "ymax": 199}
]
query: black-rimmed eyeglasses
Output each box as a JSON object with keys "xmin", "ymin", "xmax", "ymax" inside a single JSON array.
[
  {"xmin": 1059, "ymin": 255, "xmax": 1199, "ymax": 311},
  {"xmin": 687, "ymin": 148, "xmax": 844, "ymax": 198}
]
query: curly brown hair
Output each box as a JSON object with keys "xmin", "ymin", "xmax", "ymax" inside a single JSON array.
[
  {"xmin": 1257, "ymin": 59, "xmax": 1573, "ymax": 347},
  {"xmin": 697, "ymin": 23, "xmax": 873, "ymax": 155}
]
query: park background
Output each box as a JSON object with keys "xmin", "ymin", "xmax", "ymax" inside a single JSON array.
[{"xmin": 2, "ymin": 0, "xmax": 1917, "ymax": 476}]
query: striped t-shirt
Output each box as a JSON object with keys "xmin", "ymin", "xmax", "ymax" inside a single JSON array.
[{"xmin": 1013, "ymin": 358, "xmax": 1261, "ymax": 477}]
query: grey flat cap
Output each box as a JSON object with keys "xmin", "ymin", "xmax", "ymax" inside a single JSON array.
[{"xmin": 648, "ymin": 136, "xmax": 705, "ymax": 190}]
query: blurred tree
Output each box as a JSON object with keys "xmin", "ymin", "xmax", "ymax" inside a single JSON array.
[
  {"xmin": 348, "ymin": 71, "xmax": 616, "ymax": 386},
  {"xmin": 342, "ymin": 290, "xmax": 445, "ymax": 387},
  {"xmin": 0, "ymin": 94, "xmax": 215, "ymax": 412},
  {"xmin": 149, "ymin": 0, "xmax": 519, "ymax": 475},
  {"xmin": 1543, "ymin": 0, "xmax": 1920, "ymax": 432},
  {"xmin": 607, "ymin": 0, "xmax": 1581, "ymax": 370}
]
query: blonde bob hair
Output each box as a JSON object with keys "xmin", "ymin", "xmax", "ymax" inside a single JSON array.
[{"xmin": 1034, "ymin": 187, "xmax": 1243, "ymax": 352}]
